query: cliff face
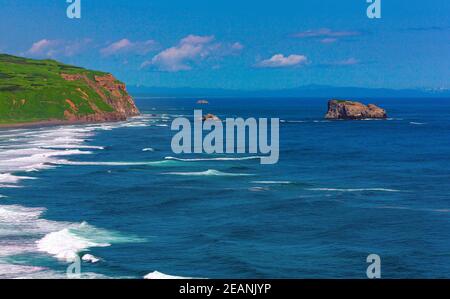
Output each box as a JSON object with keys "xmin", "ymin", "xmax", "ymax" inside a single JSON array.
[
  {"xmin": 325, "ymin": 100, "xmax": 387, "ymax": 120},
  {"xmin": 61, "ymin": 73, "xmax": 139, "ymax": 122},
  {"xmin": 0, "ymin": 54, "xmax": 139, "ymax": 126}
]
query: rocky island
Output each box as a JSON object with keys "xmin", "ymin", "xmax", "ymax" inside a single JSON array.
[
  {"xmin": 202, "ymin": 113, "xmax": 221, "ymax": 121},
  {"xmin": 0, "ymin": 54, "xmax": 139, "ymax": 127},
  {"xmin": 325, "ymin": 99, "xmax": 387, "ymax": 120}
]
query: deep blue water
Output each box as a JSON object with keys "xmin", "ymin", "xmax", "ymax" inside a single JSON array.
[{"xmin": 1, "ymin": 97, "xmax": 450, "ymax": 278}]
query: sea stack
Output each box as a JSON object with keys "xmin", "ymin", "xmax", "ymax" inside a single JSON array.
[{"xmin": 325, "ymin": 100, "xmax": 387, "ymax": 120}]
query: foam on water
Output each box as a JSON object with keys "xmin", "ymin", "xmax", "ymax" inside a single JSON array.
[
  {"xmin": 164, "ymin": 169, "xmax": 253, "ymax": 176},
  {"xmin": 0, "ymin": 205, "xmax": 73, "ymax": 250},
  {"xmin": 307, "ymin": 188, "xmax": 401, "ymax": 192},
  {"xmin": 0, "ymin": 173, "xmax": 35, "ymax": 184},
  {"xmin": 165, "ymin": 156, "xmax": 262, "ymax": 162},
  {"xmin": 281, "ymin": 120, "xmax": 307, "ymax": 123},
  {"xmin": 82, "ymin": 254, "xmax": 100, "ymax": 263},
  {"xmin": 144, "ymin": 271, "xmax": 193, "ymax": 279},
  {"xmin": 56, "ymin": 160, "xmax": 173, "ymax": 166},
  {"xmin": 252, "ymin": 181, "xmax": 293, "ymax": 184},
  {"xmin": 0, "ymin": 126, "xmax": 99, "ymax": 179},
  {"xmin": 42, "ymin": 145, "xmax": 105, "ymax": 150},
  {"xmin": 0, "ymin": 122, "xmax": 151, "ymax": 278},
  {"xmin": 0, "ymin": 264, "xmax": 46, "ymax": 279},
  {"xmin": 377, "ymin": 206, "xmax": 450, "ymax": 214},
  {"xmin": 36, "ymin": 221, "xmax": 141, "ymax": 263},
  {"xmin": 13, "ymin": 269, "xmax": 112, "ymax": 279}
]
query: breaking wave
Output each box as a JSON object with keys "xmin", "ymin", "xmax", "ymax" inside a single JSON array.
[
  {"xmin": 36, "ymin": 222, "xmax": 144, "ymax": 263},
  {"xmin": 0, "ymin": 122, "xmax": 150, "ymax": 278}
]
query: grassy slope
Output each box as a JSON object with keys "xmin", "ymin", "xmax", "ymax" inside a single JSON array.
[{"xmin": 0, "ymin": 54, "xmax": 116, "ymax": 124}]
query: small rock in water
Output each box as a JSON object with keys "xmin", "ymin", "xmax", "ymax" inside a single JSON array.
[{"xmin": 202, "ymin": 114, "xmax": 221, "ymax": 121}]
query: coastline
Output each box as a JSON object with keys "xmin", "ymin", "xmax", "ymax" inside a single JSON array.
[{"xmin": 0, "ymin": 118, "xmax": 130, "ymax": 130}]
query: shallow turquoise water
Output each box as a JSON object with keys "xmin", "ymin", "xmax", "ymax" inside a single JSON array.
[{"xmin": 1, "ymin": 97, "xmax": 450, "ymax": 278}]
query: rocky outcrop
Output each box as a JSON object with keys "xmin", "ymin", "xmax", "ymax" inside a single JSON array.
[
  {"xmin": 0, "ymin": 54, "xmax": 140, "ymax": 127},
  {"xmin": 61, "ymin": 73, "xmax": 139, "ymax": 122},
  {"xmin": 202, "ymin": 114, "xmax": 221, "ymax": 121},
  {"xmin": 325, "ymin": 100, "xmax": 387, "ymax": 120}
]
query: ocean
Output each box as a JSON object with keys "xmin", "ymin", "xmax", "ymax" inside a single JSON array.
[{"xmin": 1, "ymin": 97, "xmax": 449, "ymax": 279}]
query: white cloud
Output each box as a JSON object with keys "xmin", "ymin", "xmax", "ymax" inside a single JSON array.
[
  {"xmin": 142, "ymin": 35, "xmax": 242, "ymax": 72},
  {"xmin": 180, "ymin": 35, "xmax": 214, "ymax": 45},
  {"xmin": 100, "ymin": 39, "xmax": 157, "ymax": 56},
  {"xmin": 294, "ymin": 28, "xmax": 360, "ymax": 38},
  {"xmin": 320, "ymin": 38, "xmax": 338, "ymax": 44},
  {"xmin": 27, "ymin": 39, "xmax": 91, "ymax": 58},
  {"xmin": 231, "ymin": 42, "xmax": 244, "ymax": 51},
  {"xmin": 294, "ymin": 29, "xmax": 360, "ymax": 43},
  {"xmin": 28, "ymin": 39, "xmax": 59, "ymax": 56},
  {"xmin": 256, "ymin": 54, "xmax": 308, "ymax": 68},
  {"xmin": 329, "ymin": 58, "xmax": 360, "ymax": 66}
]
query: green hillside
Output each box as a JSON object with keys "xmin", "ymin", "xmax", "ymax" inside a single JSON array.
[{"xmin": 0, "ymin": 54, "xmax": 121, "ymax": 125}]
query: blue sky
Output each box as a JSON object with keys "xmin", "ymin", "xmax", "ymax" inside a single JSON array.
[{"xmin": 0, "ymin": 0, "xmax": 449, "ymax": 90}]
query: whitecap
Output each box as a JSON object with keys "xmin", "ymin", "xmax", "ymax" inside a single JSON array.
[
  {"xmin": 252, "ymin": 181, "xmax": 293, "ymax": 184},
  {"xmin": 55, "ymin": 160, "xmax": 172, "ymax": 166},
  {"xmin": 13, "ymin": 269, "xmax": 111, "ymax": 279},
  {"xmin": 82, "ymin": 254, "xmax": 101, "ymax": 263},
  {"xmin": 0, "ymin": 264, "xmax": 46, "ymax": 279},
  {"xmin": 249, "ymin": 187, "xmax": 269, "ymax": 192},
  {"xmin": 282, "ymin": 120, "xmax": 307, "ymax": 123},
  {"xmin": 307, "ymin": 188, "xmax": 401, "ymax": 192},
  {"xmin": 0, "ymin": 124, "xmax": 142, "ymax": 278},
  {"xmin": 164, "ymin": 169, "xmax": 253, "ymax": 176},
  {"xmin": 41, "ymin": 145, "xmax": 105, "ymax": 150},
  {"xmin": 36, "ymin": 222, "xmax": 144, "ymax": 263},
  {"xmin": 36, "ymin": 228, "xmax": 110, "ymax": 262},
  {"xmin": 0, "ymin": 173, "xmax": 35, "ymax": 184},
  {"xmin": 144, "ymin": 271, "xmax": 193, "ymax": 280},
  {"xmin": 377, "ymin": 206, "xmax": 450, "ymax": 214},
  {"xmin": 165, "ymin": 156, "xmax": 262, "ymax": 162}
]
